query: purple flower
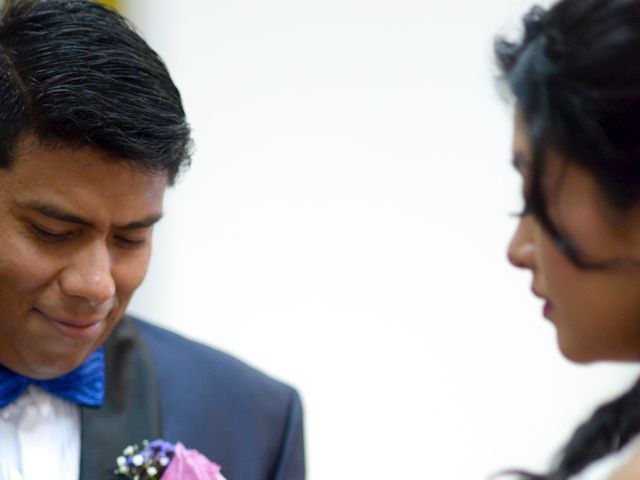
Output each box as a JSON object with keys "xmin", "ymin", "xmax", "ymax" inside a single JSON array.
[{"xmin": 144, "ymin": 439, "xmax": 176, "ymax": 466}]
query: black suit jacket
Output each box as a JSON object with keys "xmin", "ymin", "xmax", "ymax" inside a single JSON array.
[{"xmin": 79, "ymin": 316, "xmax": 305, "ymax": 480}]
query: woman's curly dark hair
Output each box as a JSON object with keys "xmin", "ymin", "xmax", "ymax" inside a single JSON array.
[
  {"xmin": 495, "ymin": 0, "xmax": 640, "ymax": 478},
  {"xmin": 497, "ymin": 0, "xmax": 640, "ymax": 269}
]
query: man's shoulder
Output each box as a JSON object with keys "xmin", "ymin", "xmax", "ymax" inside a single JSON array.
[
  {"xmin": 129, "ymin": 315, "xmax": 296, "ymax": 402},
  {"xmin": 120, "ymin": 316, "xmax": 305, "ymax": 479}
]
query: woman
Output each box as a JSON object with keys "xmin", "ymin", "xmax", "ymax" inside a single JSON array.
[{"xmin": 496, "ymin": 0, "xmax": 640, "ymax": 478}]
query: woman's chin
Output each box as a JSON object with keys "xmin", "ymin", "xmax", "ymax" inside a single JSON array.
[{"xmin": 556, "ymin": 334, "xmax": 598, "ymax": 364}]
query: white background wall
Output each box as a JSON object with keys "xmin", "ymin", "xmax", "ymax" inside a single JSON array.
[{"xmin": 124, "ymin": 1, "xmax": 640, "ymax": 478}]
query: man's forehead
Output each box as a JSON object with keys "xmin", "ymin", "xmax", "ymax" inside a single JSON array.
[{"xmin": 11, "ymin": 133, "xmax": 171, "ymax": 184}]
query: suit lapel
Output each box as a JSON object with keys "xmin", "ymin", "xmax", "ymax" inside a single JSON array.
[{"xmin": 79, "ymin": 317, "xmax": 162, "ymax": 479}]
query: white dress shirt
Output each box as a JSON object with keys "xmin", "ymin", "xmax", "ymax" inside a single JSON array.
[{"xmin": 0, "ymin": 385, "xmax": 80, "ymax": 480}]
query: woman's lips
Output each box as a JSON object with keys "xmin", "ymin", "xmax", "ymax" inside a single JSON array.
[
  {"xmin": 34, "ymin": 309, "xmax": 102, "ymax": 339},
  {"xmin": 531, "ymin": 287, "xmax": 553, "ymax": 320}
]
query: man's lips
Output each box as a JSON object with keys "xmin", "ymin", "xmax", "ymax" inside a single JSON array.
[{"xmin": 33, "ymin": 308, "xmax": 104, "ymax": 339}]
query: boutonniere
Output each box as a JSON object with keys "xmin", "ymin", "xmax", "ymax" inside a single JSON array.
[{"xmin": 114, "ymin": 439, "xmax": 225, "ymax": 480}]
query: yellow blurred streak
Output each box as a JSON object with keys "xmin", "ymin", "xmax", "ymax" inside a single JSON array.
[{"xmin": 95, "ymin": 0, "xmax": 120, "ymax": 11}]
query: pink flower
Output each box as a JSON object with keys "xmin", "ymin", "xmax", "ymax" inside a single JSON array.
[{"xmin": 161, "ymin": 442, "xmax": 222, "ymax": 480}]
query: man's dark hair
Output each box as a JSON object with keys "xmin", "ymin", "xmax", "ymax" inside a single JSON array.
[{"xmin": 0, "ymin": 0, "xmax": 192, "ymax": 184}]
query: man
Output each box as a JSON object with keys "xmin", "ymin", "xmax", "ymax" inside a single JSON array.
[{"xmin": 0, "ymin": 1, "xmax": 305, "ymax": 479}]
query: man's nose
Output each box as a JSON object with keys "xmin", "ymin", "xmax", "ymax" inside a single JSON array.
[
  {"xmin": 507, "ymin": 216, "xmax": 536, "ymax": 270},
  {"xmin": 59, "ymin": 242, "xmax": 116, "ymax": 306}
]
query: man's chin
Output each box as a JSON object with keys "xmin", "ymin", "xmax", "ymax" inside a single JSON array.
[
  {"xmin": 23, "ymin": 360, "xmax": 86, "ymax": 380},
  {"xmin": 9, "ymin": 344, "xmax": 99, "ymax": 380}
]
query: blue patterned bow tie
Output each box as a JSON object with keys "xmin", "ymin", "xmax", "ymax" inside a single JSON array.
[{"xmin": 0, "ymin": 347, "xmax": 105, "ymax": 408}]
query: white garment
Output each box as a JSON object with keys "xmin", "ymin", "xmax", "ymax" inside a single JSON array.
[
  {"xmin": 0, "ymin": 385, "xmax": 80, "ymax": 480},
  {"xmin": 570, "ymin": 434, "xmax": 640, "ymax": 480}
]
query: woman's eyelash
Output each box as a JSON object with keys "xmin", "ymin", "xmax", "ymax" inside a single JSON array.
[{"xmin": 510, "ymin": 198, "xmax": 533, "ymax": 218}]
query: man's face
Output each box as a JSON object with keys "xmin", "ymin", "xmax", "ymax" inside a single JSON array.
[{"xmin": 0, "ymin": 135, "xmax": 167, "ymax": 379}]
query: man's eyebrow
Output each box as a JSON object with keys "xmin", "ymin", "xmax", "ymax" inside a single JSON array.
[
  {"xmin": 21, "ymin": 201, "xmax": 162, "ymax": 229},
  {"xmin": 24, "ymin": 202, "xmax": 92, "ymax": 226},
  {"xmin": 116, "ymin": 214, "xmax": 163, "ymax": 230}
]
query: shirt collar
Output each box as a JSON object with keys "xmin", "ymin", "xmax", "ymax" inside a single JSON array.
[{"xmin": 0, "ymin": 385, "xmax": 58, "ymax": 420}]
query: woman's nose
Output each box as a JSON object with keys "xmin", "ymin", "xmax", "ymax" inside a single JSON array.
[{"xmin": 507, "ymin": 216, "xmax": 536, "ymax": 270}]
